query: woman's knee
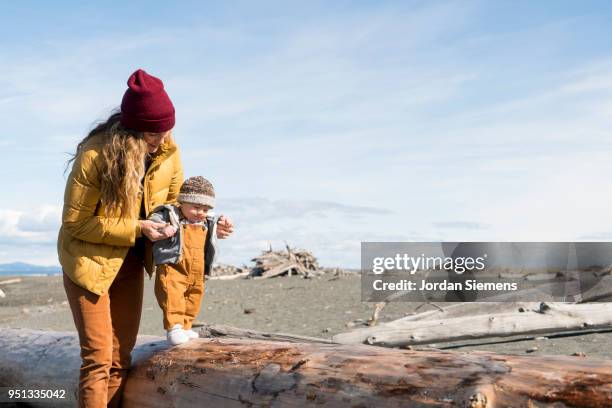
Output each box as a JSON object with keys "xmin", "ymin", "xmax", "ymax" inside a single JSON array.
[{"xmin": 81, "ymin": 343, "xmax": 113, "ymax": 365}]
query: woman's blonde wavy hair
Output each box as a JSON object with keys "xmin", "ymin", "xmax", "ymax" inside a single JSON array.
[{"xmin": 67, "ymin": 109, "xmax": 149, "ymax": 218}]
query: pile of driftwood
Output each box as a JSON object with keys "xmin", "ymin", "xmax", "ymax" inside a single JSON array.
[
  {"xmin": 208, "ymin": 246, "xmax": 325, "ymax": 280},
  {"xmin": 209, "ymin": 248, "xmax": 359, "ymax": 281},
  {"xmin": 209, "ymin": 263, "xmax": 248, "ymax": 279},
  {"xmin": 248, "ymin": 245, "xmax": 323, "ymax": 279}
]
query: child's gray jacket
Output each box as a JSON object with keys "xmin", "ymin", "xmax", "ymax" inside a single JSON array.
[{"xmin": 148, "ymin": 204, "xmax": 219, "ymax": 275}]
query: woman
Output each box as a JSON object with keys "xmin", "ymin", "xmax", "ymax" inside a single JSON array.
[{"xmin": 58, "ymin": 69, "xmax": 233, "ymax": 407}]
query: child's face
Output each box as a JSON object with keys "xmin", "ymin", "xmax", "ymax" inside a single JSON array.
[{"xmin": 180, "ymin": 203, "xmax": 211, "ymax": 223}]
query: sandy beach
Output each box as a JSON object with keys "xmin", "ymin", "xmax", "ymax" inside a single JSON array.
[{"xmin": 1, "ymin": 273, "xmax": 611, "ymax": 358}]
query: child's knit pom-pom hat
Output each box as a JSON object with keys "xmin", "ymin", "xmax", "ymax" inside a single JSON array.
[{"xmin": 178, "ymin": 176, "xmax": 215, "ymax": 208}]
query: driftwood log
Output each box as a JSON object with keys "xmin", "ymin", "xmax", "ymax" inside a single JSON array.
[
  {"xmin": 1, "ymin": 329, "xmax": 612, "ymax": 407},
  {"xmin": 333, "ymin": 302, "xmax": 612, "ymax": 347},
  {"xmin": 0, "ymin": 278, "xmax": 21, "ymax": 285},
  {"xmin": 0, "ymin": 278, "xmax": 23, "ymax": 298},
  {"xmin": 195, "ymin": 322, "xmax": 334, "ymax": 343},
  {"xmin": 208, "ymin": 271, "xmax": 250, "ymax": 280},
  {"xmin": 472, "ymin": 275, "xmax": 612, "ymax": 302},
  {"xmin": 579, "ymin": 275, "xmax": 612, "ymax": 302}
]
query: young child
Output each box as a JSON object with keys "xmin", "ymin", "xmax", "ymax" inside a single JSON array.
[{"xmin": 149, "ymin": 176, "xmax": 227, "ymax": 345}]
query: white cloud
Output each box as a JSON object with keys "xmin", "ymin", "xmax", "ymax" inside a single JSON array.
[
  {"xmin": 476, "ymin": 150, "xmax": 612, "ymax": 241},
  {"xmin": 0, "ymin": 206, "xmax": 61, "ymax": 245},
  {"xmin": 0, "ymin": 206, "xmax": 61, "ymax": 266},
  {"xmin": 17, "ymin": 206, "xmax": 62, "ymax": 233}
]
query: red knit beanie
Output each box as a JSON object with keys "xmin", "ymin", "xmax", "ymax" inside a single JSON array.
[{"xmin": 120, "ymin": 69, "xmax": 175, "ymax": 133}]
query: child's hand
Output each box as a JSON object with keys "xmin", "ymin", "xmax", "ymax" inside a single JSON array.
[
  {"xmin": 158, "ymin": 224, "xmax": 177, "ymax": 238},
  {"xmin": 216, "ymin": 215, "xmax": 234, "ymax": 239}
]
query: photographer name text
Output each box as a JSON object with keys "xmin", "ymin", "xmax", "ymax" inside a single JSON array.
[{"xmin": 372, "ymin": 279, "xmax": 518, "ymax": 291}]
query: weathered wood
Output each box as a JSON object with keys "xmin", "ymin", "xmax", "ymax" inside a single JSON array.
[
  {"xmin": 125, "ymin": 338, "xmax": 612, "ymax": 408},
  {"xmin": 249, "ymin": 245, "xmax": 323, "ymax": 278},
  {"xmin": 1, "ymin": 329, "xmax": 611, "ymax": 407},
  {"xmin": 333, "ymin": 302, "xmax": 612, "ymax": 347},
  {"xmin": 579, "ymin": 276, "xmax": 612, "ymax": 302},
  {"xmin": 580, "ymin": 290, "xmax": 612, "ymax": 302},
  {"xmin": 0, "ymin": 278, "xmax": 21, "ymax": 285},
  {"xmin": 256, "ymin": 261, "xmax": 299, "ymax": 279},
  {"xmin": 0, "ymin": 329, "xmax": 163, "ymax": 407},
  {"xmin": 396, "ymin": 302, "xmax": 540, "ymax": 324},
  {"xmin": 196, "ymin": 322, "xmax": 334, "ymax": 343},
  {"xmin": 476, "ymin": 275, "xmax": 612, "ymax": 302},
  {"xmin": 368, "ymin": 301, "xmax": 387, "ymax": 326},
  {"xmin": 439, "ymin": 327, "xmax": 612, "ymax": 350}
]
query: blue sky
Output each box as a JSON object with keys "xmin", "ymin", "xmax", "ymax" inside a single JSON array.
[{"xmin": 2, "ymin": 1, "xmax": 612, "ymax": 267}]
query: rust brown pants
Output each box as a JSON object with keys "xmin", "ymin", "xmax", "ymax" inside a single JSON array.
[
  {"xmin": 64, "ymin": 251, "xmax": 144, "ymax": 408},
  {"xmin": 154, "ymin": 223, "xmax": 205, "ymax": 331}
]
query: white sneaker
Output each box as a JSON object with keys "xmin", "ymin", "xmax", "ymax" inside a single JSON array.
[
  {"xmin": 184, "ymin": 329, "xmax": 199, "ymax": 339},
  {"xmin": 167, "ymin": 324, "xmax": 189, "ymax": 345}
]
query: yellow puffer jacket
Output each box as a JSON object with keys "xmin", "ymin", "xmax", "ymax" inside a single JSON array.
[{"xmin": 57, "ymin": 133, "xmax": 183, "ymax": 295}]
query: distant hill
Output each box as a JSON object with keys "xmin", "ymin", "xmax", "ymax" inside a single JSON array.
[{"xmin": 0, "ymin": 262, "xmax": 61, "ymax": 276}]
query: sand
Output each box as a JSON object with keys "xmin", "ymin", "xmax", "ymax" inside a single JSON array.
[{"xmin": 0, "ymin": 274, "xmax": 611, "ymax": 358}]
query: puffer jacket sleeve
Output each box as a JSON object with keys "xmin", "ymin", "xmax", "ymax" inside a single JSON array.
[
  {"xmin": 148, "ymin": 206, "xmax": 168, "ymax": 224},
  {"xmin": 166, "ymin": 147, "xmax": 184, "ymax": 204},
  {"xmin": 62, "ymin": 147, "xmax": 140, "ymax": 247}
]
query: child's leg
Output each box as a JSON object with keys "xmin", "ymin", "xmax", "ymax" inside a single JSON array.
[
  {"xmin": 183, "ymin": 274, "xmax": 204, "ymax": 330},
  {"xmin": 154, "ymin": 265, "xmax": 190, "ymax": 330}
]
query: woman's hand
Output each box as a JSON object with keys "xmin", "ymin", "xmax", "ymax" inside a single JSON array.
[
  {"xmin": 216, "ymin": 215, "xmax": 234, "ymax": 239},
  {"xmin": 140, "ymin": 220, "xmax": 177, "ymax": 242}
]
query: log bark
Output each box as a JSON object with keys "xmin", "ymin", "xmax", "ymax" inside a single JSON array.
[
  {"xmin": 0, "ymin": 329, "xmax": 611, "ymax": 407},
  {"xmin": 0, "ymin": 329, "xmax": 163, "ymax": 407},
  {"xmin": 333, "ymin": 302, "xmax": 612, "ymax": 347}
]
